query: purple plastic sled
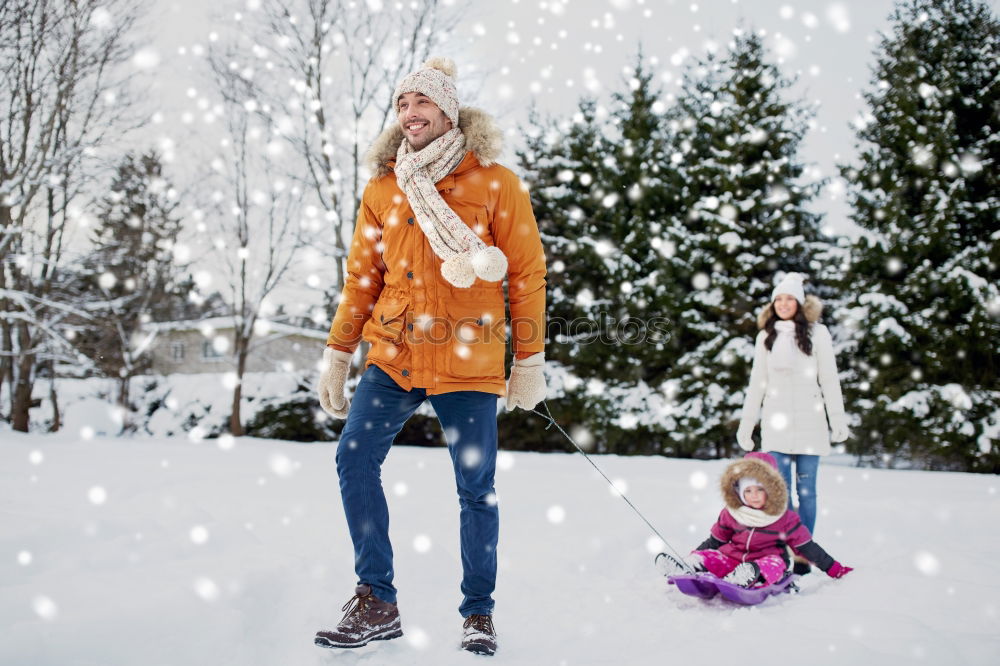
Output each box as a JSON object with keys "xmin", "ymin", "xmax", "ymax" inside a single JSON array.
[{"xmin": 668, "ymin": 572, "xmax": 798, "ymax": 606}]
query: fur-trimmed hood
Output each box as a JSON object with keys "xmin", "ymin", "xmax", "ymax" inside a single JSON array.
[
  {"xmin": 757, "ymin": 294, "xmax": 823, "ymax": 329},
  {"xmin": 720, "ymin": 453, "xmax": 788, "ymax": 515},
  {"xmin": 365, "ymin": 107, "xmax": 504, "ymax": 180}
]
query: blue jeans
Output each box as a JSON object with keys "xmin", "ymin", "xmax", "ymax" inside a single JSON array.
[
  {"xmin": 768, "ymin": 452, "xmax": 820, "ymax": 535},
  {"xmin": 335, "ymin": 365, "xmax": 499, "ymax": 617}
]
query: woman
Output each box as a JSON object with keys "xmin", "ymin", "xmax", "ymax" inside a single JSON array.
[{"xmin": 737, "ymin": 272, "xmax": 848, "ymax": 541}]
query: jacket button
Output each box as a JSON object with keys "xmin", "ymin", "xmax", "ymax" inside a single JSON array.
[
  {"xmin": 402, "ymin": 369, "xmax": 409, "ymax": 377},
  {"xmin": 407, "ymin": 217, "xmax": 414, "ymax": 225},
  {"xmin": 407, "ymin": 271, "xmax": 413, "ymax": 279}
]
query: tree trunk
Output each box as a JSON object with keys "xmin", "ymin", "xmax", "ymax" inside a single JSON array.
[
  {"xmin": 48, "ymin": 360, "xmax": 60, "ymax": 432},
  {"xmin": 229, "ymin": 341, "xmax": 248, "ymax": 437},
  {"xmin": 0, "ymin": 205, "xmax": 12, "ymax": 422},
  {"xmin": 12, "ymin": 358, "xmax": 34, "ymax": 432},
  {"xmin": 229, "ymin": 382, "xmax": 243, "ymax": 437},
  {"xmin": 0, "ymin": 313, "xmax": 11, "ymax": 424},
  {"xmin": 118, "ymin": 375, "xmax": 131, "ymax": 433}
]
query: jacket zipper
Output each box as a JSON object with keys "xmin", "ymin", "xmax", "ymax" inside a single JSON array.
[{"xmin": 743, "ymin": 528, "xmax": 756, "ymax": 562}]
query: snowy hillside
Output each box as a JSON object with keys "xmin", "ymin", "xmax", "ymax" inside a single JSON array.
[{"xmin": 1, "ymin": 431, "xmax": 998, "ymax": 665}]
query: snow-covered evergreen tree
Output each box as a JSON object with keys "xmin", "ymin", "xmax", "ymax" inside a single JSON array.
[
  {"xmin": 840, "ymin": 0, "xmax": 1000, "ymax": 472},
  {"xmin": 667, "ymin": 32, "xmax": 832, "ymax": 457},
  {"xmin": 517, "ymin": 58, "xmax": 684, "ymax": 454},
  {"xmin": 72, "ymin": 152, "xmax": 189, "ymax": 417}
]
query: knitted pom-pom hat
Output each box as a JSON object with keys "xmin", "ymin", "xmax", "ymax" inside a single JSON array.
[{"xmin": 393, "ymin": 57, "xmax": 460, "ymax": 126}]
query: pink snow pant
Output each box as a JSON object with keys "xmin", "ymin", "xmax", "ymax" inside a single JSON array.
[{"xmin": 692, "ymin": 550, "xmax": 787, "ymax": 586}]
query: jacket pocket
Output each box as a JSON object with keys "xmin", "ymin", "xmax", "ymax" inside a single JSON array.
[
  {"xmin": 473, "ymin": 207, "xmax": 494, "ymax": 246},
  {"xmin": 444, "ymin": 301, "xmax": 506, "ymax": 380},
  {"xmin": 365, "ymin": 297, "xmax": 409, "ymax": 364}
]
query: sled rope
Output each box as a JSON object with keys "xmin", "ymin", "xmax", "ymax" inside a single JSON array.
[{"xmin": 530, "ymin": 401, "xmax": 696, "ymax": 573}]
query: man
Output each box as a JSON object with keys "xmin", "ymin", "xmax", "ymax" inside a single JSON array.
[{"xmin": 314, "ymin": 57, "xmax": 547, "ymax": 657}]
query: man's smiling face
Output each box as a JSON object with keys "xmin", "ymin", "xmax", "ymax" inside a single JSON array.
[{"xmin": 397, "ymin": 92, "xmax": 453, "ymax": 150}]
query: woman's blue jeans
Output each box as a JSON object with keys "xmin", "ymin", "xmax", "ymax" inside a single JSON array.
[
  {"xmin": 768, "ymin": 452, "xmax": 820, "ymax": 535},
  {"xmin": 335, "ymin": 364, "xmax": 499, "ymax": 617}
]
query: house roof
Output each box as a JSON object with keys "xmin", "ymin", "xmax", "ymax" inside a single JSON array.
[{"xmin": 146, "ymin": 316, "xmax": 328, "ymax": 341}]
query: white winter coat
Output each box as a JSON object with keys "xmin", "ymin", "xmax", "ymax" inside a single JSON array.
[{"xmin": 739, "ymin": 322, "xmax": 847, "ymax": 456}]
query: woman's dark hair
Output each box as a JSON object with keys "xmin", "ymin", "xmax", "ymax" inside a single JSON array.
[{"xmin": 763, "ymin": 303, "xmax": 813, "ymax": 355}]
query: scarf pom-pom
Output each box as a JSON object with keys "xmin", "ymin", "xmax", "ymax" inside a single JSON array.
[
  {"xmin": 471, "ymin": 246, "xmax": 508, "ymax": 282},
  {"xmin": 441, "ymin": 253, "xmax": 476, "ymax": 288}
]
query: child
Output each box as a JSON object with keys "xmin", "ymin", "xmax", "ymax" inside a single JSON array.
[{"xmin": 658, "ymin": 452, "xmax": 853, "ymax": 588}]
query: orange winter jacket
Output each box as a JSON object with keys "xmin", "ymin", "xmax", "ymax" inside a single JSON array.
[{"xmin": 326, "ymin": 107, "xmax": 546, "ymax": 396}]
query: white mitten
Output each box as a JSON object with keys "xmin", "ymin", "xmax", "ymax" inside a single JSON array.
[
  {"xmin": 684, "ymin": 552, "xmax": 707, "ymax": 572},
  {"xmin": 830, "ymin": 420, "xmax": 850, "ymax": 443},
  {"xmin": 317, "ymin": 347, "xmax": 354, "ymax": 418},
  {"xmin": 506, "ymin": 352, "xmax": 547, "ymax": 411},
  {"xmin": 736, "ymin": 421, "xmax": 755, "ymax": 451}
]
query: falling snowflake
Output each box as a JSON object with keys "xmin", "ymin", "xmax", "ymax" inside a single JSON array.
[
  {"xmin": 132, "ymin": 48, "xmax": 160, "ymax": 69},
  {"xmin": 32, "ymin": 596, "xmax": 58, "ymax": 620},
  {"xmin": 496, "ymin": 451, "xmax": 516, "ymax": 471},
  {"xmin": 913, "ymin": 551, "xmax": 940, "ymax": 576},
  {"xmin": 609, "ymin": 478, "xmax": 628, "ymax": 496},
  {"xmin": 268, "ymin": 453, "xmax": 296, "ymax": 478},
  {"xmin": 826, "ymin": 4, "xmax": 851, "ymax": 33},
  {"xmin": 413, "ymin": 534, "xmax": 432, "ymax": 553},
  {"xmin": 689, "ymin": 470, "xmax": 709, "ymax": 490},
  {"xmin": 216, "ymin": 434, "xmax": 235, "ymax": 451},
  {"xmin": 406, "ymin": 626, "xmax": 431, "ymax": 649},
  {"xmin": 460, "ymin": 447, "xmax": 483, "ymax": 468},
  {"xmin": 194, "ymin": 577, "xmax": 220, "ymax": 601},
  {"xmin": 691, "ymin": 273, "xmax": 710, "ymax": 290},
  {"xmin": 88, "ymin": 486, "xmax": 108, "ymax": 505}
]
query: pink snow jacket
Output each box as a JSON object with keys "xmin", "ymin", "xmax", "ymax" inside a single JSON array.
[
  {"xmin": 704, "ymin": 509, "xmax": 804, "ymax": 561},
  {"xmin": 698, "ymin": 509, "xmax": 836, "ymax": 572}
]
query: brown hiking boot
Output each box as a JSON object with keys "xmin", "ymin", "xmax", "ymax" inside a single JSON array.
[
  {"xmin": 461, "ymin": 614, "xmax": 497, "ymax": 656},
  {"xmin": 314, "ymin": 584, "xmax": 402, "ymax": 649}
]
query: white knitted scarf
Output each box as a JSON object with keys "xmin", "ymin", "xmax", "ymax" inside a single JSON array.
[
  {"xmin": 394, "ymin": 128, "xmax": 508, "ymax": 288},
  {"xmin": 727, "ymin": 505, "xmax": 783, "ymax": 528},
  {"xmin": 770, "ymin": 320, "xmax": 799, "ymax": 371}
]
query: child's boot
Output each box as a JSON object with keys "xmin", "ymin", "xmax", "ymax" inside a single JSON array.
[
  {"xmin": 723, "ymin": 561, "xmax": 761, "ymax": 588},
  {"xmin": 655, "ymin": 552, "xmax": 705, "ymax": 576}
]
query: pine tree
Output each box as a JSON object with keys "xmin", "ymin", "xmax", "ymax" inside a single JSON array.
[
  {"xmin": 840, "ymin": 0, "xmax": 1000, "ymax": 471},
  {"xmin": 667, "ymin": 32, "xmax": 832, "ymax": 457},
  {"xmin": 73, "ymin": 152, "xmax": 189, "ymax": 417},
  {"xmin": 516, "ymin": 57, "xmax": 684, "ymax": 454}
]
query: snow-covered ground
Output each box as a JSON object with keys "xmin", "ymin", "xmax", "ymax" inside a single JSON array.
[{"xmin": 2, "ymin": 430, "xmax": 998, "ymax": 665}]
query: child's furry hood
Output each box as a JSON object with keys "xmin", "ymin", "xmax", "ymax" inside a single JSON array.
[
  {"xmin": 365, "ymin": 107, "xmax": 503, "ymax": 180},
  {"xmin": 720, "ymin": 456, "xmax": 788, "ymax": 515}
]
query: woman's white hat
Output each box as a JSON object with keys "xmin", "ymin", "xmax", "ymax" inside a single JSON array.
[{"xmin": 771, "ymin": 272, "xmax": 806, "ymax": 304}]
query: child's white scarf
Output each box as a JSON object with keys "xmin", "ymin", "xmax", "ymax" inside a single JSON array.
[{"xmin": 727, "ymin": 505, "xmax": 783, "ymax": 528}]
